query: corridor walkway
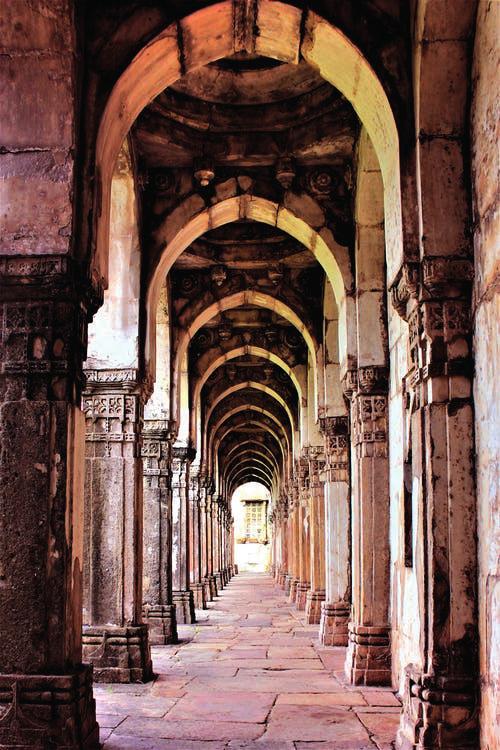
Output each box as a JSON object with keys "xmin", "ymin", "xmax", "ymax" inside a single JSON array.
[{"xmin": 96, "ymin": 574, "xmax": 401, "ymax": 749}]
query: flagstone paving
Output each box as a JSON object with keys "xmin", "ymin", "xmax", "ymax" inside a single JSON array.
[{"xmin": 96, "ymin": 573, "xmax": 400, "ymax": 749}]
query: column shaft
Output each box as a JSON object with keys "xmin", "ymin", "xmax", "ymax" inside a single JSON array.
[
  {"xmin": 83, "ymin": 371, "xmax": 152, "ymax": 683},
  {"xmin": 0, "ymin": 285, "xmax": 99, "ymax": 747}
]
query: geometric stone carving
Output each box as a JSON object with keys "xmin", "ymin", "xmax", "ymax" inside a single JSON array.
[
  {"xmin": 0, "ymin": 667, "xmax": 99, "ymax": 749},
  {"xmin": 82, "ymin": 625, "xmax": 153, "ymax": 684}
]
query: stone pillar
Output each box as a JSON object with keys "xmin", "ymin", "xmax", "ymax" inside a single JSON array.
[
  {"xmin": 198, "ymin": 476, "xmax": 213, "ymax": 601},
  {"xmin": 288, "ymin": 483, "xmax": 300, "ymax": 603},
  {"xmin": 82, "ymin": 369, "xmax": 153, "ymax": 683},
  {"xmin": 344, "ymin": 368, "xmax": 391, "ymax": 686},
  {"xmin": 188, "ymin": 469, "xmax": 206, "ymax": 609},
  {"xmin": 204, "ymin": 486, "xmax": 218, "ymax": 598},
  {"xmin": 171, "ymin": 447, "xmax": 195, "ymax": 624},
  {"xmin": 391, "ymin": 263, "xmax": 478, "ymax": 749},
  {"xmin": 319, "ymin": 416, "xmax": 351, "ymax": 646},
  {"xmin": 0, "ymin": 270, "xmax": 99, "ymax": 748},
  {"xmin": 213, "ymin": 497, "xmax": 225, "ymax": 591},
  {"xmin": 296, "ymin": 458, "xmax": 311, "ymax": 610},
  {"xmin": 141, "ymin": 420, "xmax": 178, "ymax": 645},
  {"xmin": 305, "ymin": 447, "xmax": 326, "ymax": 624}
]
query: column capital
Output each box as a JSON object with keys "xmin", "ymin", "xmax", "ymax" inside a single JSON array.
[{"xmin": 0, "ymin": 257, "xmax": 102, "ymax": 403}]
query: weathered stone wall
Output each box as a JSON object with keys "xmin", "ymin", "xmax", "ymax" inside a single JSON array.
[
  {"xmin": 0, "ymin": 0, "xmax": 78, "ymax": 258},
  {"xmin": 471, "ymin": 3, "xmax": 500, "ymax": 746}
]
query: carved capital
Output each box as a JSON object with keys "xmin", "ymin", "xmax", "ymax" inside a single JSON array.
[
  {"xmin": 358, "ymin": 365, "xmax": 388, "ymax": 394},
  {"xmin": 351, "ymin": 394, "xmax": 388, "ymax": 456},
  {"xmin": 341, "ymin": 369, "xmax": 358, "ymax": 400},
  {"xmin": 422, "ymin": 256, "xmax": 473, "ymax": 296},
  {"xmin": 389, "ymin": 261, "xmax": 420, "ymax": 319}
]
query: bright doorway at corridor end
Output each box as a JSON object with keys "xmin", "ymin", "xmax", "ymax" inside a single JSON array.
[{"xmin": 232, "ymin": 482, "xmax": 271, "ymax": 573}]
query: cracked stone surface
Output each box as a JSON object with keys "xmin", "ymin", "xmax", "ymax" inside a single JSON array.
[{"xmin": 96, "ymin": 573, "xmax": 401, "ymax": 749}]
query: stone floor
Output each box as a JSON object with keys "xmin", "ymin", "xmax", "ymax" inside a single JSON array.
[{"xmin": 95, "ymin": 573, "xmax": 401, "ymax": 749}]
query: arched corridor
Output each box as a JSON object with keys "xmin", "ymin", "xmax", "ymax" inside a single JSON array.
[
  {"xmin": 0, "ymin": 2, "xmax": 498, "ymax": 749},
  {"xmin": 96, "ymin": 573, "xmax": 401, "ymax": 749}
]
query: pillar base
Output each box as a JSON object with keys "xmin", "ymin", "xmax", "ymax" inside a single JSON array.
[
  {"xmin": 288, "ymin": 578, "xmax": 299, "ymax": 603},
  {"xmin": 172, "ymin": 589, "xmax": 196, "ymax": 624},
  {"xmin": 202, "ymin": 577, "xmax": 213, "ymax": 602},
  {"xmin": 345, "ymin": 624, "xmax": 391, "ymax": 686},
  {"xmin": 296, "ymin": 581, "xmax": 310, "ymax": 610},
  {"xmin": 82, "ymin": 624, "xmax": 153, "ymax": 683},
  {"xmin": 227, "ymin": 564, "xmax": 234, "ymax": 578},
  {"xmin": 214, "ymin": 571, "xmax": 224, "ymax": 590},
  {"xmin": 191, "ymin": 582, "xmax": 207, "ymax": 610},
  {"xmin": 305, "ymin": 589, "xmax": 325, "ymax": 624},
  {"xmin": 143, "ymin": 604, "xmax": 178, "ymax": 645},
  {"xmin": 319, "ymin": 600, "xmax": 350, "ymax": 646},
  {"xmin": 0, "ymin": 665, "xmax": 99, "ymax": 749},
  {"xmin": 204, "ymin": 575, "xmax": 218, "ymax": 599},
  {"xmin": 233, "ymin": 563, "xmax": 239, "ymax": 575},
  {"xmin": 284, "ymin": 574, "xmax": 293, "ymax": 596},
  {"xmin": 396, "ymin": 666, "xmax": 478, "ymax": 750},
  {"xmin": 277, "ymin": 570, "xmax": 287, "ymax": 589}
]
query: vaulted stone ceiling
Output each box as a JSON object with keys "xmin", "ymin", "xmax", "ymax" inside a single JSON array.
[{"xmin": 130, "ymin": 47, "xmax": 360, "ymax": 495}]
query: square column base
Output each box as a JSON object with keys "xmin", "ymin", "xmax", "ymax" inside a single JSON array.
[
  {"xmin": 296, "ymin": 581, "xmax": 310, "ymax": 610},
  {"xmin": 172, "ymin": 589, "xmax": 196, "ymax": 624},
  {"xmin": 0, "ymin": 665, "xmax": 99, "ymax": 749},
  {"xmin": 227, "ymin": 564, "xmax": 234, "ymax": 578},
  {"xmin": 82, "ymin": 624, "xmax": 153, "ymax": 683},
  {"xmin": 214, "ymin": 571, "xmax": 224, "ymax": 590},
  {"xmin": 204, "ymin": 575, "xmax": 219, "ymax": 599},
  {"xmin": 201, "ymin": 577, "xmax": 213, "ymax": 602},
  {"xmin": 143, "ymin": 604, "xmax": 178, "ymax": 645},
  {"xmin": 277, "ymin": 570, "xmax": 287, "ymax": 589},
  {"xmin": 191, "ymin": 582, "xmax": 207, "ymax": 610},
  {"xmin": 396, "ymin": 667, "xmax": 478, "ymax": 750},
  {"xmin": 233, "ymin": 564, "xmax": 239, "ymax": 575},
  {"xmin": 345, "ymin": 624, "xmax": 391, "ymax": 686},
  {"xmin": 319, "ymin": 600, "xmax": 350, "ymax": 646},
  {"xmin": 284, "ymin": 574, "xmax": 293, "ymax": 596},
  {"xmin": 305, "ymin": 589, "xmax": 326, "ymax": 624}
]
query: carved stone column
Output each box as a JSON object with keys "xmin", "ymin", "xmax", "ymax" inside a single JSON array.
[
  {"xmin": 141, "ymin": 420, "xmax": 178, "ymax": 645},
  {"xmin": 198, "ymin": 476, "xmax": 213, "ymax": 601},
  {"xmin": 213, "ymin": 497, "xmax": 225, "ymax": 591},
  {"xmin": 305, "ymin": 447, "xmax": 326, "ymax": 624},
  {"xmin": 188, "ymin": 469, "xmax": 206, "ymax": 609},
  {"xmin": 0, "ymin": 265, "xmax": 99, "ymax": 748},
  {"xmin": 344, "ymin": 367, "xmax": 391, "ymax": 686},
  {"xmin": 319, "ymin": 416, "xmax": 351, "ymax": 646},
  {"xmin": 204, "ymin": 485, "xmax": 218, "ymax": 598},
  {"xmin": 391, "ymin": 261, "xmax": 478, "ymax": 749},
  {"xmin": 82, "ymin": 369, "xmax": 153, "ymax": 683},
  {"xmin": 171, "ymin": 447, "xmax": 195, "ymax": 624},
  {"xmin": 288, "ymin": 474, "xmax": 300, "ymax": 602},
  {"xmin": 296, "ymin": 458, "xmax": 311, "ymax": 610}
]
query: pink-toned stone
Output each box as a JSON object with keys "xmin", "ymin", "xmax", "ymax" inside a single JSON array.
[{"xmin": 166, "ymin": 690, "xmax": 275, "ymax": 723}]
